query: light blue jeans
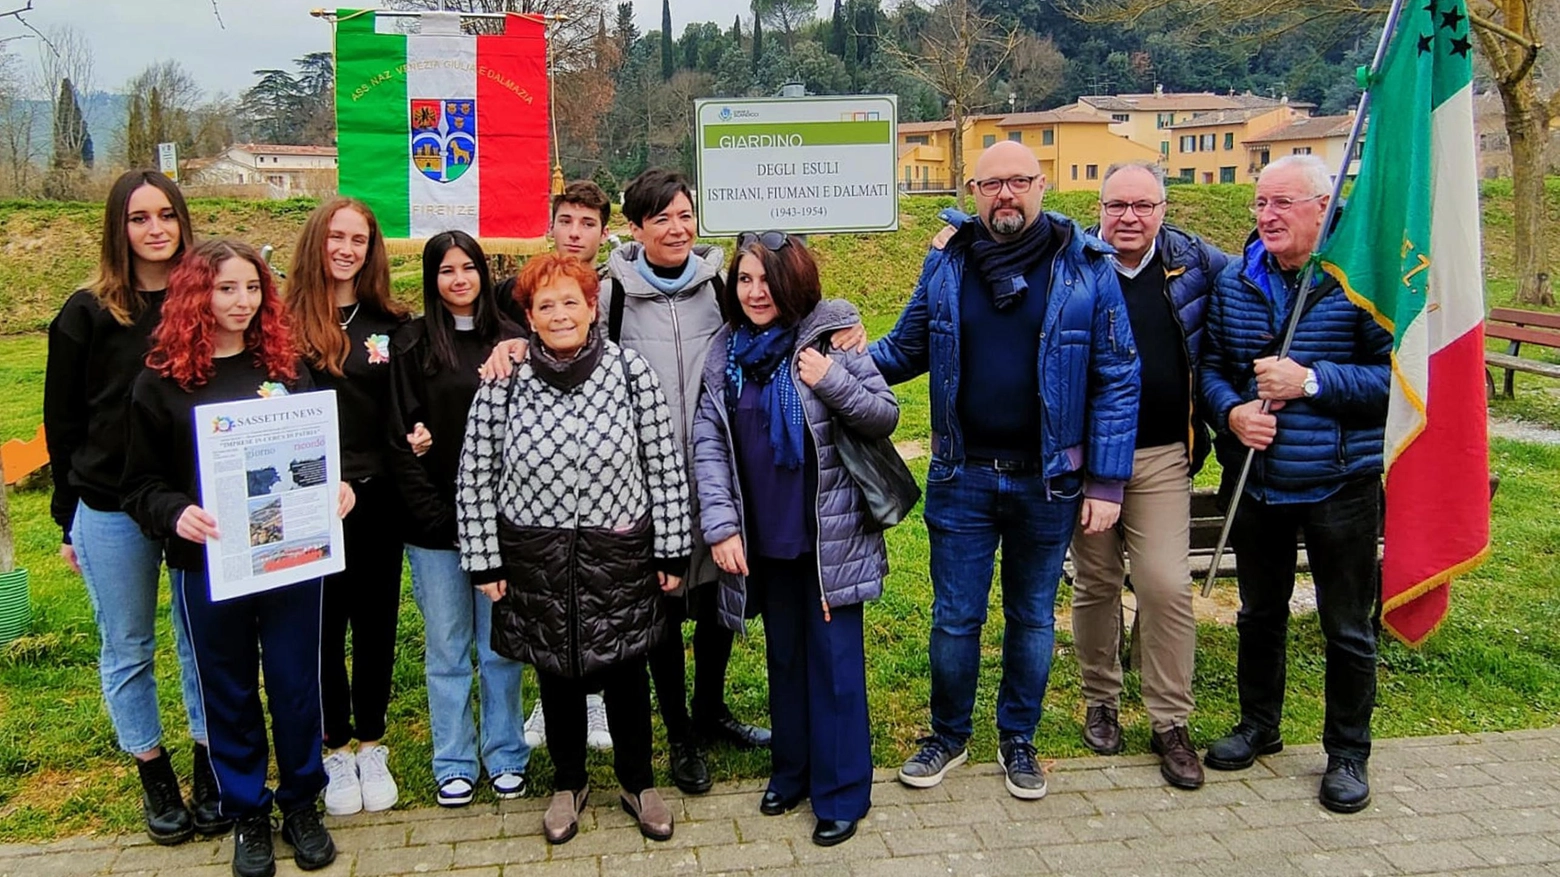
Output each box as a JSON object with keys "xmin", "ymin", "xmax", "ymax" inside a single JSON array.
[
  {"xmin": 407, "ymin": 545, "xmax": 530, "ymax": 784},
  {"xmin": 73, "ymin": 502, "xmax": 206, "ymax": 754}
]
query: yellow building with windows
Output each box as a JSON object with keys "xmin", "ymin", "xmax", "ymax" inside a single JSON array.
[
  {"xmin": 1244, "ymin": 114, "xmax": 1362, "ymax": 179},
  {"xmin": 1165, "ymin": 106, "xmax": 1303, "ymax": 185},
  {"xmin": 897, "ymin": 110, "xmax": 1161, "ymax": 194},
  {"xmin": 1073, "ymin": 89, "xmax": 1303, "ymax": 158}
]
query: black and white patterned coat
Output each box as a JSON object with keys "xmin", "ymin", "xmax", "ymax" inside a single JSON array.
[{"xmin": 455, "ymin": 341, "xmax": 693, "ymax": 677}]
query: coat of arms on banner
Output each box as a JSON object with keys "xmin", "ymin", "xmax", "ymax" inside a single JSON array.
[{"xmin": 410, "ymin": 99, "xmax": 478, "ymax": 183}]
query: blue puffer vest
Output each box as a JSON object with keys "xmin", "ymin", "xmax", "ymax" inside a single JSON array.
[
  {"xmin": 691, "ymin": 299, "xmax": 899, "ymax": 630},
  {"xmin": 869, "ymin": 211, "xmax": 1140, "ymax": 488},
  {"xmin": 1200, "ymin": 233, "xmax": 1392, "ymax": 503}
]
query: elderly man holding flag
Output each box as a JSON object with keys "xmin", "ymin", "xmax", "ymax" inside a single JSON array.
[{"xmin": 1199, "ymin": 0, "xmax": 1490, "ymax": 815}]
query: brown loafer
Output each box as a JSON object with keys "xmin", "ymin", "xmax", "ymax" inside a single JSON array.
[
  {"xmin": 1083, "ymin": 704, "xmax": 1123, "ymax": 755},
  {"xmin": 543, "ymin": 788, "xmax": 588, "ymax": 844},
  {"xmin": 620, "ymin": 788, "xmax": 674, "ymax": 841},
  {"xmin": 1151, "ymin": 725, "xmax": 1205, "ymax": 790}
]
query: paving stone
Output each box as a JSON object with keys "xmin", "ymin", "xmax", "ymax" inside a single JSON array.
[
  {"xmin": 1042, "ymin": 768, "xmax": 1118, "ymax": 793},
  {"xmin": 911, "ymin": 797, "xmax": 1010, "ymax": 827},
  {"xmin": 874, "ymin": 779, "xmax": 954, "ymax": 805},
  {"xmin": 1297, "ymin": 819, "xmax": 1392, "ymax": 852},
  {"xmin": 944, "ymin": 846, "xmax": 1046, "ymax": 876},
  {"xmin": 1479, "ymin": 783, "xmax": 1560, "ymax": 809},
  {"xmin": 682, "ymin": 793, "xmax": 762, "ymax": 822},
  {"xmin": 0, "ymin": 845, "xmax": 45, "ymax": 860},
  {"xmin": 1230, "ymin": 797, "xmax": 1337, "ymax": 829},
  {"xmin": 1382, "ymin": 812, "xmax": 1486, "ymax": 844},
  {"xmin": 880, "ymin": 825, "xmax": 983, "ymax": 856},
  {"xmin": 545, "ymin": 827, "xmax": 646, "ymax": 860},
  {"xmin": 860, "ymin": 804, "xmax": 922, "ymax": 832},
  {"xmin": 1215, "ymin": 825, "xmax": 1322, "ymax": 857},
  {"xmin": 1143, "ymin": 805, "xmax": 1243, "ymax": 835},
  {"xmin": 849, "ymin": 853, "xmax": 952, "ymax": 877},
  {"xmin": 1101, "ymin": 764, "xmax": 1173, "ymax": 790},
  {"xmin": 503, "ymin": 859, "xmax": 603, "ymax": 877},
  {"xmin": 448, "ymin": 836, "xmax": 550, "ymax": 867},
  {"xmin": 998, "ymin": 791, "xmax": 1097, "ymax": 820},
  {"xmin": 0, "ymin": 850, "xmax": 117, "ymax": 877},
  {"xmin": 1064, "ymin": 811, "xmax": 1163, "ymax": 843},
  {"xmin": 599, "ymin": 847, "xmax": 698, "ymax": 877},
  {"xmin": 1081, "ymin": 786, "xmax": 1186, "ymax": 813},
  {"xmin": 1375, "ymin": 839, "xmax": 1486, "ymax": 874},
  {"xmin": 697, "ymin": 840, "xmax": 795, "ymax": 872},
  {"xmin": 971, "ymin": 819, "xmax": 1074, "ymax": 850},
  {"xmin": 1466, "ymin": 806, "xmax": 1560, "ymax": 836},
  {"xmin": 733, "ymin": 812, "xmax": 814, "ymax": 843},
  {"xmin": 1244, "ymin": 776, "xmax": 1332, "ymax": 802},
  {"xmin": 108, "ymin": 840, "xmax": 222, "ymax": 871},
  {"xmin": 1390, "ymin": 785, "xmax": 1491, "ymax": 815},
  {"xmin": 1481, "ymin": 760, "xmax": 1560, "ymax": 783},
  {"xmin": 1462, "ymin": 834, "xmax": 1560, "ymax": 867},
  {"xmin": 788, "ymin": 832, "xmax": 892, "ymax": 865},
  {"xmin": 1123, "ymin": 831, "xmax": 1233, "ymax": 863},
  {"xmin": 1398, "ymin": 765, "xmax": 1501, "ymax": 790},
  {"xmin": 1285, "ymin": 848, "xmax": 1398, "ymax": 877},
  {"xmin": 408, "ymin": 814, "xmax": 503, "ymax": 845},
  {"xmin": 1036, "ymin": 840, "xmax": 1141, "ymax": 872},
  {"xmin": 329, "ymin": 823, "xmax": 414, "ymax": 850},
  {"xmin": 652, "ymin": 817, "xmax": 738, "ymax": 850},
  {"xmin": 352, "ymin": 842, "xmax": 454, "ymax": 875}
]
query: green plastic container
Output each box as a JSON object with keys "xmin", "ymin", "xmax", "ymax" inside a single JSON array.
[{"xmin": 0, "ymin": 568, "xmax": 30, "ymax": 645}]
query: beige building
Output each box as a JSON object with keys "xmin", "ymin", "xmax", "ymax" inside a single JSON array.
[
  {"xmin": 897, "ymin": 110, "xmax": 1161, "ymax": 194},
  {"xmin": 185, "ymin": 144, "xmax": 339, "ymax": 198},
  {"xmin": 1473, "ymin": 90, "xmax": 1560, "ymax": 178},
  {"xmin": 1073, "ymin": 88, "xmax": 1302, "ymax": 158},
  {"xmin": 1165, "ymin": 106, "xmax": 1305, "ymax": 185},
  {"xmin": 1244, "ymin": 114, "xmax": 1361, "ymax": 180}
]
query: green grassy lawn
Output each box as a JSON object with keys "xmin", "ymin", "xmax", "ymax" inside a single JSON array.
[{"xmin": 1, "ymin": 190, "xmax": 1559, "ymax": 841}]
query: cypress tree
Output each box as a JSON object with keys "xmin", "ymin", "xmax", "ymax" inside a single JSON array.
[{"xmin": 660, "ymin": 0, "xmax": 673, "ymax": 80}]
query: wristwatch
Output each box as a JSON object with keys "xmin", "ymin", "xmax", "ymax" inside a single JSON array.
[{"xmin": 1302, "ymin": 368, "xmax": 1320, "ymax": 398}]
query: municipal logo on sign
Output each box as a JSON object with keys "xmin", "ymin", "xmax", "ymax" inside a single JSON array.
[{"xmin": 410, "ymin": 98, "xmax": 478, "ymax": 183}]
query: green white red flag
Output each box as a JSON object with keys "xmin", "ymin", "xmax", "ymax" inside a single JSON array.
[
  {"xmin": 1319, "ymin": 0, "xmax": 1490, "ymax": 645},
  {"xmin": 334, "ymin": 10, "xmax": 550, "ymax": 244}
]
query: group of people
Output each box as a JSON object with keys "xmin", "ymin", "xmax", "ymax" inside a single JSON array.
[{"xmin": 43, "ymin": 143, "xmax": 1389, "ymax": 877}]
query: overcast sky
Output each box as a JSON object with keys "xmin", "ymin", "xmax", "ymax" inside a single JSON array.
[{"xmin": 10, "ymin": 0, "xmax": 835, "ymax": 98}]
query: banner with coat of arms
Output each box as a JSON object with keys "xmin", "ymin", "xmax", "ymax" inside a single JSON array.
[{"xmin": 334, "ymin": 10, "xmax": 550, "ymax": 246}]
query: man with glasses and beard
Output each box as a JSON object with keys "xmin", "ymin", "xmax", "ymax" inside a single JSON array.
[
  {"xmin": 871, "ymin": 141, "xmax": 1140, "ymax": 801},
  {"xmin": 1071, "ymin": 162, "xmax": 1228, "ymax": 791}
]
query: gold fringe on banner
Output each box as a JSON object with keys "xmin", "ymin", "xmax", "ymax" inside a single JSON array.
[{"xmin": 384, "ymin": 237, "xmax": 553, "ymax": 257}]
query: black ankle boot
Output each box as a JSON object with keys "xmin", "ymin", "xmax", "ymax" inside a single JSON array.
[
  {"xmin": 136, "ymin": 751, "xmax": 195, "ymax": 846},
  {"xmin": 191, "ymin": 743, "xmax": 233, "ymax": 836}
]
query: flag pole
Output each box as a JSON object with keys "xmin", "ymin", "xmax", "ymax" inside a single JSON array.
[{"xmin": 1200, "ymin": 0, "xmax": 1410, "ymax": 598}]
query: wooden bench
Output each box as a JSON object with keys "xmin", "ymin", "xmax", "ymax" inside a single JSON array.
[{"xmin": 1485, "ymin": 307, "xmax": 1560, "ymax": 398}]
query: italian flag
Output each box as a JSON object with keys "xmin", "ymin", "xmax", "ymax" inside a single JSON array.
[
  {"xmin": 1319, "ymin": 0, "xmax": 1490, "ymax": 646},
  {"xmin": 335, "ymin": 10, "xmax": 550, "ymax": 243}
]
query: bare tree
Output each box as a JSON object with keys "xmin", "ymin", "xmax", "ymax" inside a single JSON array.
[
  {"xmin": 0, "ymin": 46, "xmax": 42, "ymax": 194},
  {"xmin": 880, "ymin": 0, "xmax": 1021, "ymax": 210},
  {"xmin": 122, "ymin": 60, "xmax": 203, "ymax": 167},
  {"xmin": 31, "ymin": 23, "xmax": 91, "ymax": 172}
]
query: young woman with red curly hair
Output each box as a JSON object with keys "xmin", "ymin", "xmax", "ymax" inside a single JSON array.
[
  {"xmin": 43, "ymin": 170, "xmax": 223, "ymax": 845},
  {"xmin": 122, "ymin": 239, "xmax": 354, "ymax": 877},
  {"xmin": 285, "ymin": 198, "xmax": 410, "ymax": 816}
]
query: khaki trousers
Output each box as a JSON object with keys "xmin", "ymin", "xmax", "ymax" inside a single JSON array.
[{"xmin": 1070, "ymin": 443, "xmax": 1196, "ymax": 731}]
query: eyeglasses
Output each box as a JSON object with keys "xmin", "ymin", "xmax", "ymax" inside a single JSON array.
[
  {"xmin": 1249, "ymin": 194, "xmax": 1324, "ymax": 215},
  {"xmin": 971, "ymin": 175, "xmax": 1040, "ymax": 197},
  {"xmin": 1101, "ymin": 200, "xmax": 1165, "ymax": 217},
  {"xmin": 737, "ymin": 230, "xmax": 792, "ymax": 250}
]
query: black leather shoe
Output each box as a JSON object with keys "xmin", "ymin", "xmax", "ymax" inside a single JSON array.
[
  {"xmin": 280, "ymin": 805, "xmax": 336, "ymax": 871},
  {"xmin": 1082, "ymin": 704, "xmax": 1124, "ymax": 755},
  {"xmin": 669, "ymin": 741, "xmax": 712, "ymax": 795},
  {"xmin": 812, "ymin": 818, "xmax": 857, "ymax": 847},
  {"xmin": 231, "ymin": 812, "xmax": 275, "ymax": 877},
  {"xmin": 1204, "ymin": 723, "xmax": 1283, "ymax": 771},
  {"xmin": 760, "ymin": 789, "xmax": 806, "ymax": 816},
  {"xmin": 697, "ymin": 715, "xmax": 772, "ymax": 750},
  {"xmin": 190, "ymin": 743, "xmax": 233, "ymax": 837},
  {"xmin": 1319, "ymin": 756, "xmax": 1371, "ymax": 813},
  {"xmin": 136, "ymin": 751, "xmax": 195, "ymax": 846}
]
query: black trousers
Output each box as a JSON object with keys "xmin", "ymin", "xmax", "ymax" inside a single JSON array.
[
  {"xmin": 1230, "ymin": 476, "xmax": 1381, "ymax": 760},
  {"xmin": 175, "ymin": 570, "xmax": 325, "ymax": 817},
  {"xmin": 535, "ymin": 657, "xmax": 655, "ymax": 794},
  {"xmin": 321, "ymin": 476, "xmax": 405, "ymax": 748},
  {"xmin": 648, "ymin": 584, "xmax": 736, "ymax": 743}
]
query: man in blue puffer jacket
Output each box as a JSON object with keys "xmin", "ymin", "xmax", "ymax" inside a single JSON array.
[
  {"xmin": 871, "ymin": 140, "xmax": 1140, "ymax": 801},
  {"xmin": 1198, "ymin": 154, "xmax": 1390, "ymax": 815}
]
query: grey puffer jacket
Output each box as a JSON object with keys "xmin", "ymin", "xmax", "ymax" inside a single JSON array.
[
  {"xmin": 605, "ymin": 241, "xmax": 727, "ymax": 588},
  {"xmin": 692, "ymin": 299, "xmax": 899, "ymax": 630}
]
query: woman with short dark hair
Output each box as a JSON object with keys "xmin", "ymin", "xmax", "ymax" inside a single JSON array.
[
  {"xmin": 692, "ymin": 232, "xmax": 898, "ymax": 846},
  {"xmin": 457, "ymin": 252, "xmax": 692, "ymax": 844}
]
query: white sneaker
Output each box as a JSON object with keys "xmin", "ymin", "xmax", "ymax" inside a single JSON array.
[
  {"xmin": 586, "ymin": 694, "xmax": 613, "ymax": 751},
  {"xmin": 491, "ymin": 771, "xmax": 526, "ymax": 800},
  {"xmin": 524, "ymin": 701, "xmax": 547, "ymax": 749},
  {"xmin": 356, "ymin": 744, "xmax": 399, "ymax": 812},
  {"xmin": 437, "ymin": 777, "xmax": 475, "ymax": 808},
  {"xmin": 322, "ymin": 749, "xmax": 363, "ymax": 816}
]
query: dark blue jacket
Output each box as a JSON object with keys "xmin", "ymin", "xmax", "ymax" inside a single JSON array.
[
  {"xmin": 870, "ymin": 211, "xmax": 1140, "ymax": 497},
  {"xmin": 1200, "ymin": 233, "xmax": 1391, "ymax": 504}
]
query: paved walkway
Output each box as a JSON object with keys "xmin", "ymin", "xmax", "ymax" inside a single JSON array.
[{"xmin": 5, "ymin": 728, "xmax": 1560, "ymax": 877}]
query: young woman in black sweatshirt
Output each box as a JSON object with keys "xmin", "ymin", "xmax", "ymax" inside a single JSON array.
[
  {"xmin": 42, "ymin": 170, "xmax": 226, "ymax": 844},
  {"xmin": 122, "ymin": 239, "xmax": 352, "ymax": 877},
  {"xmin": 284, "ymin": 198, "xmax": 410, "ymax": 816},
  {"xmin": 387, "ymin": 231, "xmax": 529, "ymax": 807}
]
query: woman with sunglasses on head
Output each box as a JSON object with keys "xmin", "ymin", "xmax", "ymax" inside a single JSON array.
[
  {"xmin": 690, "ymin": 232, "xmax": 898, "ymax": 846},
  {"xmin": 387, "ymin": 231, "xmax": 531, "ymax": 807},
  {"xmin": 285, "ymin": 198, "xmax": 411, "ymax": 817},
  {"xmin": 122, "ymin": 239, "xmax": 352, "ymax": 877},
  {"xmin": 43, "ymin": 170, "xmax": 227, "ymax": 845}
]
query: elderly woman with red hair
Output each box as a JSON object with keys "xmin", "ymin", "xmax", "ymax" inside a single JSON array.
[
  {"xmin": 456, "ymin": 253, "xmax": 692, "ymax": 845},
  {"xmin": 121, "ymin": 239, "xmax": 355, "ymax": 877}
]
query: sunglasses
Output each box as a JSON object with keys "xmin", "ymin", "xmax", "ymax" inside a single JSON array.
[{"xmin": 737, "ymin": 230, "xmax": 793, "ymax": 250}]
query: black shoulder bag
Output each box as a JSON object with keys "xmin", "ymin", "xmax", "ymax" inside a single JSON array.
[{"xmin": 815, "ymin": 338, "xmax": 920, "ymax": 530}]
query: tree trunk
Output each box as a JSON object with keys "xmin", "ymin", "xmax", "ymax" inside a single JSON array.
[
  {"xmin": 951, "ymin": 108, "xmax": 966, "ymax": 213},
  {"xmin": 0, "ymin": 454, "xmax": 12, "ymax": 574},
  {"xmin": 1500, "ymin": 78, "xmax": 1555, "ymax": 306}
]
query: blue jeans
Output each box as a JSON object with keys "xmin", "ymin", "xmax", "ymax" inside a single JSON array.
[
  {"xmin": 73, "ymin": 502, "xmax": 206, "ymax": 754},
  {"xmin": 408, "ymin": 546, "xmax": 530, "ymax": 784},
  {"xmin": 923, "ymin": 462, "xmax": 1080, "ymax": 747}
]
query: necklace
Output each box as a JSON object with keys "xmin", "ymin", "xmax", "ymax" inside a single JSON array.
[{"xmin": 339, "ymin": 302, "xmax": 362, "ymax": 330}]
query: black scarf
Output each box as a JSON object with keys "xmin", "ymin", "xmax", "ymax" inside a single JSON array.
[
  {"xmin": 529, "ymin": 324, "xmax": 604, "ymax": 391},
  {"xmin": 967, "ymin": 214, "xmax": 1055, "ymax": 310}
]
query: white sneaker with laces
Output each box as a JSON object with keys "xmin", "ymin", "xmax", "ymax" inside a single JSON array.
[
  {"xmin": 491, "ymin": 771, "xmax": 526, "ymax": 799},
  {"xmin": 356, "ymin": 744, "xmax": 399, "ymax": 812},
  {"xmin": 586, "ymin": 694, "xmax": 613, "ymax": 751},
  {"xmin": 437, "ymin": 777, "xmax": 475, "ymax": 808},
  {"xmin": 524, "ymin": 701, "xmax": 547, "ymax": 749},
  {"xmin": 322, "ymin": 749, "xmax": 363, "ymax": 816}
]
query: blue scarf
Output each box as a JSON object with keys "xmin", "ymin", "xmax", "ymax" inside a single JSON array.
[
  {"xmin": 724, "ymin": 324, "xmax": 805, "ymax": 470},
  {"xmin": 966, "ymin": 214, "xmax": 1054, "ymax": 310},
  {"xmin": 633, "ymin": 255, "xmax": 699, "ymax": 294}
]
